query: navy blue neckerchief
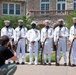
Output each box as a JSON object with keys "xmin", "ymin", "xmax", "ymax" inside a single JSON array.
[
  {"xmin": 19, "ymin": 25, "xmax": 24, "ymax": 31},
  {"xmin": 59, "ymin": 25, "xmax": 64, "ymax": 30},
  {"xmin": 74, "ymin": 23, "xmax": 76, "ymax": 29},
  {"xmin": 5, "ymin": 25, "xmax": 11, "ymax": 31}
]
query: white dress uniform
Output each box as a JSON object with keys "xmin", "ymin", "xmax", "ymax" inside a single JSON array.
[
  {"xmin": 1, "ymin": 26, "xmax": 14, "ymax": 41},
  {"xmin": 14, "ymin": 26, "xmax": 27, "ymax": 63},
  {"xmin": 26, "ymin": 28, "xmax": 40, "ymax": 65},
  {"xmin": 1, "ymin": 24, "xmax": 14, "ymax": 63},
  {"xmin": 69, "ymin": 25, "xmax": 76, "ymax": 65},
  {"xmin": 41, "ymin": 26, "xmax": 53, "ymax": 64},
  {"xmin": 54, "ymin": 26, "xmax": 68, "ymax": 64}
]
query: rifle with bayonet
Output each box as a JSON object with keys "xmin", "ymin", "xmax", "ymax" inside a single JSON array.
[
  {"xmin": 54, "ymin": 41, "xmax": 58, "ymax": 65},
  {"xmin": 41, "ymin": 29, "xmax": 48, "ymax": 65},
  {"xmin": 41, "ymin": 39, "xmax": 46, "ymax": 65},
  {"xmin": 54, "ymin": 27, "xmax": 62, "ymax": 65},
  {"xmin": 68, "ymin": 39, "xmax": 74, "ymax": 66}
]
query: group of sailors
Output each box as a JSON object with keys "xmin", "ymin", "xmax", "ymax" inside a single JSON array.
[{"xmin": 1, "ymin": 18, "xmax": 76, "ymax": 67}]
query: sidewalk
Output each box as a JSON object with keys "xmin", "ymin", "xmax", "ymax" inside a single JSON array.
[{"xmin": 14, "ymin": 52, "xmax": 76, "ymax": 75}]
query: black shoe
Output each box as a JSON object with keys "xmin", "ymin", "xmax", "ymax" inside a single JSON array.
[
  {"xmin": 56, "ymin": 63, "xmax": 60, "ymax": 66},
  {"xmin": 48, "ymin": 63, "xmax": 51, "ymax": 66},
  {"xmin": 21, "ymin": 62, "xmax": 25, "ymax": 65},
  {"xmin": 16, "ymin": 62, "xmax": 20, "ymax": 65},
  {"xmin": 71, "ymin": 64, "xmax": 75, "ymax": 67},
  {"xmin": 44, "ymin": 63, "xmax": 46, "ymax": 65},
  {"xmin": 64, "ymin": 63, "xmax": 67, "ymax": 66}
]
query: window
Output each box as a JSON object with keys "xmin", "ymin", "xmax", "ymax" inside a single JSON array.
[
  {"xmin": 74, "ymin": 3, "xmax": 76, "ymax": 10},
  {"xmin": 3, "ymin": 3, "xmax": 8, "ymax": 14},
  {"xmin": 40, "ymin": 0, "xmax": 50, "ymax": 14},
  {"xmin": 57, "ymin": 4, "xmax": 61, "ymax": 10},
  {"xmin": 57, "ymin": 0, "xmax": 65, "ymax": 1},
  {"xmin": 9, "ymin": 4, "xmax": 14, "ymax": 14},
  {"xmin": 57, "ymin": 0, "xmax": 65, "ymax": 10},
  {"xmin": 74, "ymin": 0, "xmax": 76, "ymax": 10},
  {"xmin": 16, "ymin": 4, "xmax": 20, "ymax": 15},
  {"xmin": 3, "ymin": 3, "xmax": 20, "ymax": 15},
  {"xmin": 62, "ymin": 3, "xmax": 65, "ymax": 10},
  {"xmin": 41, "ymin": 0, "xmax": 49, "ymax": 2}
]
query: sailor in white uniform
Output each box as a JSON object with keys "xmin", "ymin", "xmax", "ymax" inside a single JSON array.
[
  {"xmin": 26, "ymin": 21, "xmax": 40, "ymax": 65},
  {"xmin": 54, "ymin": 19, "xmax": 68, "ymax": 66},
  {"xmin": 1, "ymin": 20, "xmax": 14, "ymax": 63},
  {"xmin": 14, "ymin": 20, "xmax": 27, "ymax": 64},
  {"xmin": 41, "ymin": 20, "xmax": 54, "ymax": 65},
  {"xmin": 69, "ymin": 17, "xmax": 76, "ymax": 66}
]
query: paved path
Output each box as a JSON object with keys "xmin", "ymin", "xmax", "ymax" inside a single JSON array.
[{"xmin": 14, "ymin": 52, "xmax": 76, "ymax": 75}]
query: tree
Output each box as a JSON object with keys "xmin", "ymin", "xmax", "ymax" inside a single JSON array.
[{"xmin": 66, "ymin": 11, "xmax": 76, "ymax": 29}]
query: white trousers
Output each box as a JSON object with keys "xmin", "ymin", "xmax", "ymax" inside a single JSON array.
[
  {"xmin": 16, "ymin": 39, "xmax": 25, "ymax": 62},
  {"xmin": 57, "ymin": 39, "xmax": 67, "ymax": 63},
  {"xmin": 29, "ymin": 42, "xmax": 38, "ymax": 64},
  {"xmin": 71, "ymin": 40, "xmax": 76, "ymax": 65},
  {"xmin": 43, "ymin": 41, "xmax": 52, "ymax": 63}
]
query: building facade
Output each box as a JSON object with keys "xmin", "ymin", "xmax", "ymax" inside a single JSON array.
[
  {"xmin": 27, "ymin": 0, "xmax": 75, "ymax": 17},
  {"xmin": 0, "ymin": 0, "xmax": 76, "ymax": 17}
]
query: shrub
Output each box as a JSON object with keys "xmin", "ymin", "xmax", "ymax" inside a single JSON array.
[
  {"xmin": 0, "ymin": 16, "xmax": 33, "ymax": 31},
  {"xmin": 25, "ymin": 52, "xmax": 62, "ymax": 62}
]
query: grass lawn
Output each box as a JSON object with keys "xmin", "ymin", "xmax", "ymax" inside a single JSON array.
[{"xmin": 25, "ymin": 51, "xmax": 62, "ymax": 62}]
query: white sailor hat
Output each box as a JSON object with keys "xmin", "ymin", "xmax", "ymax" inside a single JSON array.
[
  {"xmin": 4, "ymin": 20, "xmax": 10, "ymax": 23},
  {"xmin": 44, "ymin": 20, "xmax": 50, "ymax": 23},
  {"xmin": 73, "ymin": 17, "xmax": 76, "ymax": 20},
  {"xmin": 31, "ymin": 21, "xmax": 37, "ymax": 25},
  {"xmin": 58, "ymin": 19, "xmax": 64, "ymax": 22},
  {"xmin": 18, "ymin": 20, "xmax": 23, "ymax": 22}
]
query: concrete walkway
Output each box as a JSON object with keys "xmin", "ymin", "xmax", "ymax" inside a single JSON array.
[{"xmin": 14, "ymin": 52, "xmax": 76, "ymax": 75}]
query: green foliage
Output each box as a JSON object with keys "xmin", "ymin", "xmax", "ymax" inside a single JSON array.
[
  {"xmin": 26, "ymin": 55, "xmax": 35, "ymax": 62},
  {"xmin": 0, "ymin": 16, "xmax": 33, "ymax": 30},
  {"xmin": 66, "ymin": 11, "xmax": 76, "ymax": 29},
  {"xmin": 25, "ymin": 52, "xmax": 62, "ymax": 62}
]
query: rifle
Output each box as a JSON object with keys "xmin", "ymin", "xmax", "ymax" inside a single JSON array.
[
  {"xmin": 54, "ymin": 42, "xmax": 58, "ymax": 65},
  {"xmin": 41, "ymin": 43, "xmax": 43, "ymax": 65},
  {"xmin": 68, "ymin": 39, "xmax": 74, "ymax": 66},
  {"xmin": 41, "ymin": 39, "xmax": 46, "ymax": 65},
  {"xmin": 55, "ymin": 27, "xmax": 61, "ymax": 65},
  {"xmin": 41, "ymin": 28, "xmax": 49, "ymax": 64}
]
